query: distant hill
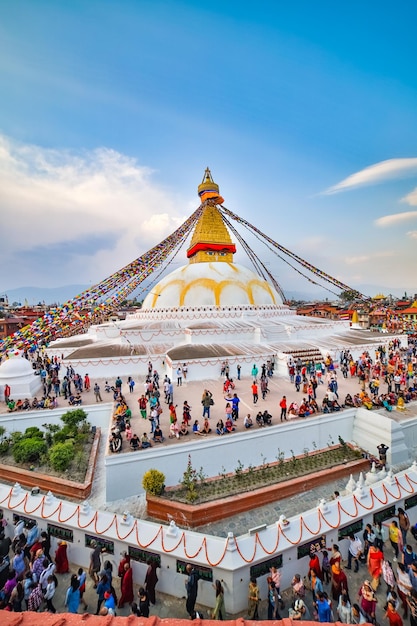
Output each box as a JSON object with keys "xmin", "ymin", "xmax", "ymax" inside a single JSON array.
[
  {"xmin": 1, "ymin": 282, "xmax": 413, "ymax": 308},
  {"xmin": 1, "ymin": 285, "xmax": 89, "ymax": 306}
]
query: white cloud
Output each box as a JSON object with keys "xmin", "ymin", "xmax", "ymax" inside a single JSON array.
[
  {"xmin": 323, "ymin": 158, "xmax": 417, "ymax": 194},
  {"xmin": 407, "ymin": 230, "xmax": 417, "ymax": 240},
  {"xmin": 0, "ymin": 134, "xmax": 187, "ymax": 283},
  {"xmin": 375, "ymin": 211, "xmax": 417, "ymax": 227},
  {"xmin": 402, "ymin": 187, "xmax": 417, "ymax": 206},
  {"xmin": 344, "ymin": 251, "xmax": 394, "ymax": 265}
]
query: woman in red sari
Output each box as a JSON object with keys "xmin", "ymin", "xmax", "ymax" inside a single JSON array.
[
  {"xmin": 331, "ymin": 561, "xmax": 348, "ymax": 602},
  {"xmin": 309, "ymin": 552, "xmax": 322, "ymax": 580},
  {"xmin": 55, "ymin": 540, "xmax": 69, "ymax": 573},
  {"xmin": 118, "ymin": 562, "xmax": 134, "ymax": 608},
  {"xmin": 367, "ymin": 544, "xmax": 384, "ymax": 591}
]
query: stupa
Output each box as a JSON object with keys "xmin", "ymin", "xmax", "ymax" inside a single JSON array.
[
  {"xmin": 0, "ymin": 350, "xmax": 42, "ymax": 400},
  {"xmin": 142, "ymin": 169, "xmax": 282, "ymax": 309},
  {"xmin": 49, "ymin": 170, "xmax": 395, "ymax": 380}
]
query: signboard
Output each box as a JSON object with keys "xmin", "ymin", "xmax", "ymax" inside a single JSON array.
[
  {"xmin": 176, "ymin": 560, "xmax": 213, "ymax": 582},
  {"xmin": 297, "ymin": 535, "xmax": 326, "ymax": 560},
  {"xmin": 405, "ymin": 495, "xmax": 417, "ymax": 511},
  {"xmin": 85, "ymin": 534, "xmax": 114, "ymax": 555},
  {"xmin": 47, "ymin": 523, "xmax": 74, "ymax": 543},
  {"xmin": 373, "ymin": 506, "xmax": 396, "ymax": 525},
  {"xmin": 250, "ymin": 555, "xmax": 283, "ymax": 579},
  {"xmin": 338, "ymin": 519, "xmax": 363, "ymax": 541},
  {"xmin": 128, "ymin": 546, "xmax": 161, "ymax": 567}
]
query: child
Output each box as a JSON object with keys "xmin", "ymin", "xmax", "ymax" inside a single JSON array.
[{"xmin": 125, "ymin": 423, "xmax": 132, "ymax": 441}]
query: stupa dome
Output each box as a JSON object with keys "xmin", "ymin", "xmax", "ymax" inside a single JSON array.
[
  {"xmin": 0, "ymin": 351, "xmax": 34, "ymax": 378},
  {"xmin": 142, "ymin": 261, "xmax": 283, "ymax": 309},
  {"xmin": 0, "ymin": 350, "xmax": 42, "ymax": 400},
  {"xmin": 143, "ymin": 169, "xmax": 282, "ymax": 309}
]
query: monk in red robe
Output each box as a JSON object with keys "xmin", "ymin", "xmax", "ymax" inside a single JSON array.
[
  {"xmin": 118, "ymin": 562, "xmax": 134, "ymax": 608},
  {"xmin": 55, "ymin": 540, "xmax": 69, "ymax": 573}
]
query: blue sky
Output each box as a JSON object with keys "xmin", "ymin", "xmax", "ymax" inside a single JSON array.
[{"xmin": 1, "ymin": 0, "xmax": 417, "ymax": 299}]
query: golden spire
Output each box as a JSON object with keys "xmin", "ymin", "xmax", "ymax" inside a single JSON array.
[{"xmin": 187, "ymin": 169, "xmax": 236, "ymax": 264}]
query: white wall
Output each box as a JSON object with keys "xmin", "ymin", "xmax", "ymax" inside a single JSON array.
[
  {"xmin": 0, "ymin": 402, "xmax": 113, "ymax": 433},
  {"xmin": 1, "ymin": 466, "xmax": 417, "ymax": 614},
  {"xmin": 106, "ymin": 411, "xmax": 357, "ymax": 500}
]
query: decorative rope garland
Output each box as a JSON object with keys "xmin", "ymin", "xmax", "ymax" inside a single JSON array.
[{"xmin": 1, "ymin": 470, "xmax": 416, "ymax": 567}]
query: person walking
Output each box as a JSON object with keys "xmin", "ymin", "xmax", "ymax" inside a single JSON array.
[
  {"xmin": 212, "ymin": 579, "xmax": 226, "ymax": 620},
  {"xmin": 398, "ymin": 508, "xmax": 410, "ymax": 545},
  {"xmin": 94, "ymin": 382, "xmax": 102, "ymax": 402},
  {"xmin": 248, "ymin": 577, "xmax": 260, "ymax": 619},
  {"xmin": 89, "ymin": 540, "xmax": 102, "ymax": 587},
  {"xmin": 251, "ymin": 381, "xmax": 258, "ymax": 404},
  {"xmin": 185, "ymin": 564, "xmax": 199, "ymax": 617},
  {"xmin": 65, "ymin": 574, "xmax": 81, "ymax": 614},
  {"xmin": 144, "ymin": 558, "xmax": 159, "ymax": 605},
  {"xmin": 280, "ymin": 396, "xmax": 287, "ymax": 421},
  {"xmin": 44, "ymin": 574, "xmax": 57, "ymax": 613}
]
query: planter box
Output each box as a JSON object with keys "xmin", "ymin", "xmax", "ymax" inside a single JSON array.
[
  {"xmin": 0, "ymin": 428, "xmax": 101, "ymax": 500},
  {"xmin": 146, "ymin": 455, "xmax": 369, "ymax": 527}
]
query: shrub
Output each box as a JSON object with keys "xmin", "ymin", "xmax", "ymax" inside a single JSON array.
[
  {"xmin": 13, "ymin": 438, "xmax": 47, "ymax": 464},
  {"xmin": 23, "ymin": 427, "xmax": 44, "ymax": 439},
  {"xmin": 61, "ymin": 409, "xmax": 87, "ymax": 434},
  {"xmin": 48, "ymin": 442, "xmax": 75, "ymax": 472},
  {"xmin": 142, "ymin": 469, "xmax": 165, "ymax": 496}
]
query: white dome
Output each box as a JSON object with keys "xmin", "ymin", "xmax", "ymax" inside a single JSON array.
[
  {"xmin": 0, "ymin": 352, "xmax": 34, "ymax": 378},
  {"xmin": 142, "ymin": 262, "xmax": 282, "ymax": 309}
]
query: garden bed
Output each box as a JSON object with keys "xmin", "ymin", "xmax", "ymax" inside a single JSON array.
[
  {"xmin": 0, "ymin": 428, "xmax": 101, "ymax": 500},
  {"xmin": 146, "ymin": 444, "xmax": 370, "ymax": 527}
]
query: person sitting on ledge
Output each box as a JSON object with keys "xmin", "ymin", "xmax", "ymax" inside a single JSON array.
[
  {"xmin": 7, "ymin": 399, "xmax": 16, "ymax": 412},
  {"xmin": 288, "ymin": 402, "xmax": 299, "ymax": 418},
  {"xmin": 15, "ymin": 399, "xmax": 23, "ymax": 411},
  {"xmin": 141, "ymin": 433, "xmax": 152, "ymax": 448},
  {"xmin": 298, "ymin": 400, "xmax": 309, "ymax": 418},
  {"xmin": 130, "ymin": 434, "xmax": 141, "ymax": 450},
  {"xmin": 397, "ymin": 394, "xmax": 406, "ymax": 411},
  {"xmin": 381, "ymin": 395, "xmax": 393, "ymax": 412},
  {"xmin": 69, "ymin": 393, "xmax": 82, "ymax": 406},
  {"xmin": 353, "ymin": 393, "xmax": 362, "ymax": 407},
  {"xmin": 321, "ymin": 396, "xmax": 331, "ymax": 414},
  {"xmin": 225, "ymin": 417, "xmax": 235, "ymax": 433},
  {"xmin": 344, "ymin": 393, "xmax": 355, "ymax": 407},
  {"xmin": 193, "ymin": 420, "xmax": 206, "ymax": 436},
  {"xmin": 32, "ymin": 397, "xmax": 39, "ymax": 409},
  {"xmin": 168, "ymin": 421, "xmax": 179, "ymax": 439},
  {"xmin": 307, "ymin": 398, "xmax": 318, "ymax": 413},
  {"xmin": 244, "ymin": 413, "xmax": 253, "ymax": 428},
  {"xmin": 179, "ymin": 420, "xmax": 189, "ymax": 436},
  {"xmin": 216, "ymin": 419, "xmax": 225, "ymax": 435},
  {"xmin": 262, "ymin": 410, "xmax": 272, "ymax": 425},
  {"xmin": 109, "ymin": 431, "xmax": 123, "ymax": 453},
  {"xmin": 154, "ymin": 425, "xmax": 165, "ymax": 443},
  {"xmin": 22, "ymin": 398, "xmax": 30, "ymax": 410},
  {"xmin": 256, "ymin": 411, "xmax": 264, "ymax": 427},
  {"xmin": 359, "ymin": 391, "xmax": 373, "ymax": 410},
  {"xmin": 202, "ymin": 418, "xmax": 212, "ymax": 434}
]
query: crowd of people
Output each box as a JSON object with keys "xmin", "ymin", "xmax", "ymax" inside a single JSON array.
[
  {"xmin": 245, "ymin": 508, "xmax": 417, "ymax": 625},
  {"xmin": 0, "ymin": 515, "xmax": 159, "ymax": 616}
]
